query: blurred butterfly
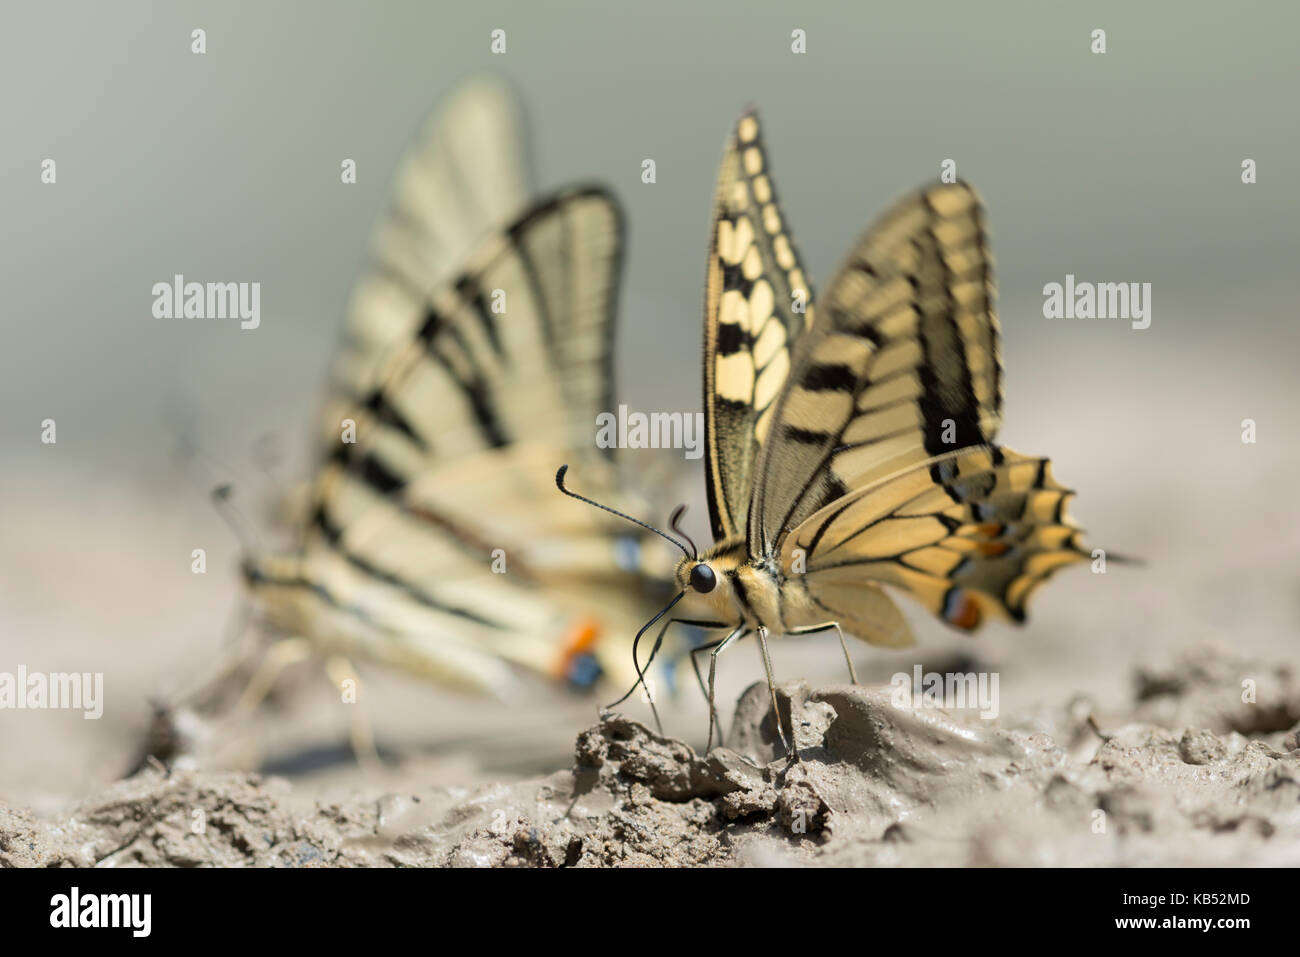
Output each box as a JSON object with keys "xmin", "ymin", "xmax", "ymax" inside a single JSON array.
[
  {"xmin": 213, "ymin": 78, "xmax": 674, "ymax": 728},
  {"xmin": 561, "ymin": 110, "xmax": 1095, "ymax": 757}
]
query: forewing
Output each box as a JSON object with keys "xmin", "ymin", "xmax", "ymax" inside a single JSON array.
[
  {"xmin": 277, "ymin": 189, "xmax": 648, "ymax": 691},
  {"xmin": 703, "ymin": 110, "xmax": 813, "ymax": 541},
  {"xmin": 327, "ymin": 76, "xmax": 532, "ymax": 434},
  {"xmin": 317, "ymin": 187, "xmax": 623, "ymax": 513}
]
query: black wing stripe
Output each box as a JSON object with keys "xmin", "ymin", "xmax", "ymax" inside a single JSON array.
[{"xmin": 307, "ymin": 507, "xmax": 507, "ymax": 629}]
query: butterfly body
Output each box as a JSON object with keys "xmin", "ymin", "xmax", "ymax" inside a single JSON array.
[{"xmin": 674, "ymin": 541, "xmax": 919, "ymax": 652}]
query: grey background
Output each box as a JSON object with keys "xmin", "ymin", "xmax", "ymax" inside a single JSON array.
[{"xmin": 2, "ymin": 1, "xmax": 1297, "ymax": 797}]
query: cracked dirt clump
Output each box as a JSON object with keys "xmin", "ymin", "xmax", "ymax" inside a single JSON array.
[
  {"xmin": 3, "ymin": 645, "xmax": 1298, "ymax": 867},
  {"xmin": 0, "ymin": 771, "xmax": 379, "ymax": 867},
  {"xmin": 1133, "ymin": 642, "xmax": 1299, "ymax": 735}
]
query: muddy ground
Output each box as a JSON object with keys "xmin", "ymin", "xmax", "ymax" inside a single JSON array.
[{"xmin": 4, "ymin": 644, "xmax": 1296, "ymax": 867}]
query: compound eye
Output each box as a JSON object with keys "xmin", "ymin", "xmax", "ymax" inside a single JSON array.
[{"xmin": 689, "ymin": 563, "xmax": 716, "ymax": 593}]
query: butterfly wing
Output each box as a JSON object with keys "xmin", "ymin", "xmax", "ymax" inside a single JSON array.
[
  {"xmin": 248, "ymin": 81, "xmax": 660, "ymax": 695},
  {"xmin": 747, "ymin": 181, "xmax": 1003, "ymax": 557},
  {"xmin": 324, "ymin": 187, "xmax": 624, "ymax": 470},
  {"xmin": 299, "ymin": 187, "xmax": 650, "ymax": 690},
  {"xmin": 324, "ymin": 75, "xmax": 532, "ymax": 438},
  {"xmin": 702, "ymin": 110, "xmax": 812, "ymax": 542},
  {"xmin": 727, "ymin": 174, "xmax": 1085, "ymax": 637},
  {"xmin": 783, "ymin": 446, "xmax": 1088, "ymax": 637}
]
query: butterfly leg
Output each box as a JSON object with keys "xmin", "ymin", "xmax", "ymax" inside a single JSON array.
[
  {"xmin": 608, "ymin": 594, "xmax": 690, "ymax": 731},
  {"xmin": 706, "ymin": 626, "xmax": 748, "ymax": 754},
  {"xmin": 623, "ymin": 613, "xmax": 683, "ymax": 734},
  {"xmin": 640, "ymin": 622, "xmax": 665, "ymax": 735},
  {"xmin": 164, "ymin": 598, "xmax": 255, "ymax": 709},
  {"xmin": 756, "ymin": 626, "xmax": 798, "ymax": 761},
  {"xmin": 324, "ymin": 655, "xmax": 382, "ymax": 772},
  {"xmin": 787, "ymin": 621, "xmax": 859, "ymax": 685},
  {"xmin": 685, "ymin": 628, "xmax": 742, "ymax": 748},
  {"xmin": 234, "ymin": 636, "xmax": 313, "ymax": 714},
  {"xmin": 613, "ymin": 612, "xmax": 729, "ymax": 735},
  {"xmin": 642, "ymin": 617, "xmax": 736, "ymax": 742},
  {"xmin": 636, "ymin": 613, "xmax": 707, "ymax": 734}
]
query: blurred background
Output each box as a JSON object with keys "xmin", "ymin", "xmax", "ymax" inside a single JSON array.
[{"xmin": 2, "ymin": 0, "xmax": 1297, "ymax": 807}]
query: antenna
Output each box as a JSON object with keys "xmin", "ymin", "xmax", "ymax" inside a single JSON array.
[
  {"xmin": 667, "ymin": 504, "xmax": 697, "ymax": 560},
  {"xmin": 210, "ymin": 484, "xmax": 261, "ymax": 555},
  {"xmin": 555, "ymin": 465, "xmax": 692, "ymax": 560}
]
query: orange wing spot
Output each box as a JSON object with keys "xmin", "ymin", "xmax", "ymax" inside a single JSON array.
[
  {"xmin": 975, "ymin": 542, "xmax": 1010, "ymax": 557},
  {"xmin": 943, "ymin": 589, "xmax": 983, "ymax": 630},
  {"xmin": 973, "ymin": 522, "xmax": 1004, "ymax": 538},
  {"xmin": 552, "ymin": 616, "xmax": 603, "ymax": 679}
]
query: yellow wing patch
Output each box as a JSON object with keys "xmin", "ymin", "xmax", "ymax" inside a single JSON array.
[{"xmin": 703, "ymin": 110, "xmax": 813, "ymax": 542}]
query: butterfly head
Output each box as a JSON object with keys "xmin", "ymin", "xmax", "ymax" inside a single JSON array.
[
  {"xmin": 674, "ymin": 557, "xmax": 728, "ymax": 619},
  {"xmin": 671, "ymin": 543, "xmax": 746, "ymax": 621},
  {"xmin": 666, "ymin": 506, "xmax": 719, "ymax": 596}
]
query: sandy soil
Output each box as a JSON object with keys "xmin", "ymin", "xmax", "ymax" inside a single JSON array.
[{"xmin": 4, "ymin": 643, "xmax": 1296, "ymax": 867}]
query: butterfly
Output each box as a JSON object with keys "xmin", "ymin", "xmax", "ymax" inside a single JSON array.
[
  {"xmin": 225, "ymin": 77, "xmax": 671, "ymax": 720},
  {"xmin": 561, "ymin": 109, "xmax": 1094, "ymax": 758}
]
